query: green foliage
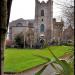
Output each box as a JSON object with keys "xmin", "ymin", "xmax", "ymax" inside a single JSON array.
[
  {"xmin": 51, "ymin": 39, "xmax": 58, "ymax": 45},
  {"xmin": 14, "ymin": 34, "xmax": 24, "ymax": 48},
  {"xmin": 48, "ymin": 48, "xmax": 71, "ymax": 75},
  {"xmin": 62, "ymin": 41, "xmax": 74, "ymax": 46},
  {"xmin": 35, "ymin": 47, "xmax": 73, "ymax": 75}
]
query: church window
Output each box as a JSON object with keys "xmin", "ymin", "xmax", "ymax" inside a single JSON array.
[
  {"xmin": 40, "ymin": 24, "xmax": 44, "ymax": 32},
  {"xmin": 41, "ymin": 10, "xmax": 44, "ymax": 16}
]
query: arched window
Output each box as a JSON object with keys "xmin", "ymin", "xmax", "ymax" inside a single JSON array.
[
  {"xmin": 40, "ymin": 24, "xmax": 44, "ymax": 32},
  {"xmin": 41, "ymin": 10, "xmax": 44, "ymax": 16}
]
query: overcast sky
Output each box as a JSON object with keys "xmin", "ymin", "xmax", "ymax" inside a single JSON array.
[{"xmin": 9, "ymin": 0, "xmax": 62, "ymax": 22}]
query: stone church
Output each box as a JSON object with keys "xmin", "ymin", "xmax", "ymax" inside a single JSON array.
[{"xmin": 9, "ymin": 0, "xmax": 64, "ymax": 47}]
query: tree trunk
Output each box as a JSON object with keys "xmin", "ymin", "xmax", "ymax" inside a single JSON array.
[
  {"xmin": 0, "ymin": 0, "xmax": 12, "ymax": 74},
  {"xmin": 1, "ymin": 35, "xmax": 6, "ymax": 74},
  {"xmin": 0, "ymin": 0, "xmax": 7, "ymax": 74}
]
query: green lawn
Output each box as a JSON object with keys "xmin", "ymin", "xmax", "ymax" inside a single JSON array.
[{"xmin": 4, "ymin": 46, "xmax": 73, "ymax": 72}]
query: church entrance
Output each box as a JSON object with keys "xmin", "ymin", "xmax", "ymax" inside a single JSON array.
[
  {"xmin": 39, "ymin": 34, "xmax": 45, "ymax": 48},
  {"xmin": 40, "ymin": 39, "xmax": 44, "ymax": 48}
]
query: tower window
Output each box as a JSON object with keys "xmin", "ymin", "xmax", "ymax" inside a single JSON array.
[
  {"xmin": 40, "ymin": 24, "xmax": 44, "ymax": 32},
  {"xmin": 41, "ymin": 10, "xmax": 44, "ymax": 16}
]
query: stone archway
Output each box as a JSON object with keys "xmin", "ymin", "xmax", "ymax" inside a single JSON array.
[
  {"xmin": 39, "ymin": 34, "xmax": 45, "ymax": 48},
  {"xmin": 39, "ymin": 38, "xmax": 45, "ymax": 48}
]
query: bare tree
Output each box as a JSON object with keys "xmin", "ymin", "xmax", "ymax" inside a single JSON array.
[
  {"xmin": 0, "ymin": 0, "xmax": 12, "ymax": 74},
  {"xmin": 62, "ymin": 0, "xmax": 74, "ymax": 27},
  {"xmin": 53, "ymin": 0, "xmax": 74, "ymax": 27},
  {"xmin": 26, "ymin": 28, "xmax": 34, "ymax": 48}
]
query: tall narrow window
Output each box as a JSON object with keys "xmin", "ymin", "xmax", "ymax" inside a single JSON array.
[
  {"xmin": 41, "ymin": 10, "xmax": 44, "ymax": 16},
  {"xmin": 40, "ymin": 24, "xmax": 44, "ymax": 32}
]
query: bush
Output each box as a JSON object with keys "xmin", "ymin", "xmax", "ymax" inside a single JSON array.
[
  {"xmin": 50, "ymin": 40, "xmax": 58, "ymax": 45},
  {"xmin": 63, "ymin": 42, "xmax": 74, "ymax": 46},
  {"xmin": 14, "ymin": 34, "xmax": 24, "ymax": 48},
  {"xmin": 33, "ymin": 42, "xmax": 41, "ymax": 49}
]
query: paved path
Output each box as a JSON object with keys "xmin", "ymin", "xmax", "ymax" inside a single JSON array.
[
  {"xmin": 4, "ymin": 63, "xmax": 57, "ymax": 75},
  {"xmin": 4, "ymin": 64, "xmax": 46, "ymax": 75}
]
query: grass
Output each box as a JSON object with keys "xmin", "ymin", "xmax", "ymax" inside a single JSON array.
[{"xmin": 4, "ymin": 46, "xmax": 73, "ymax": 72}]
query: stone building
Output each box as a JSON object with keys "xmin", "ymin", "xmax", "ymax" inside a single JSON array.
[
  {"xmin": 62, "ymin": 25, "xmax": 74, "ymax": 43},
  {"xmin": 9, "ymin": 0, "xmax": 64, "ymax": 47},
  {"xmin": 53, "ymin": 18, "xmax": 63, "ymax": 43}
]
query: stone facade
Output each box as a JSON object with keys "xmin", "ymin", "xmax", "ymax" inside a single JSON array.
[
  {"xmin": 62, "ymin": 25, "xmax": 74, "ymax": 43},
  {"xmin": 9, "ymin": 0, "xmax": 65, "ymax": 46},
  {"xmin": 34, "ymin": 0, "xmax": 53, "ymax": 43},
  {"xmin": 53, "ymin": 18, "xmax": 63, "ymax": 43}
]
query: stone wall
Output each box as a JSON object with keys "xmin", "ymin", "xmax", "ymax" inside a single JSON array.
[
  {"xmin": 62, "ymin": 25, "xmax": 74, "ymax": 42},
  {"xmin": 53, "ymin": 18, "xmax": 63, "ymax": 43}
]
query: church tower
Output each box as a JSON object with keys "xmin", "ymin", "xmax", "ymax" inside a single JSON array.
[{"xmin": 35, "ymin": 0, "xmax": 53, "ymax": 43}]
